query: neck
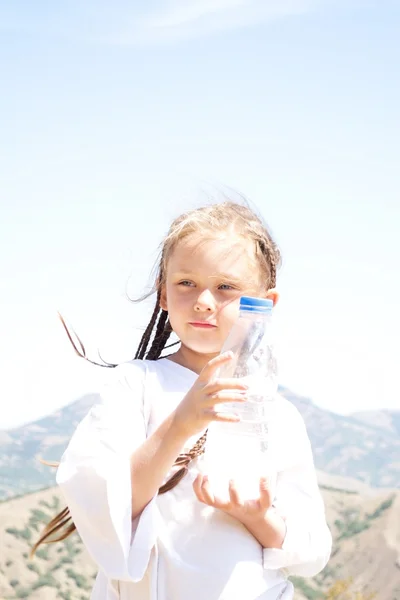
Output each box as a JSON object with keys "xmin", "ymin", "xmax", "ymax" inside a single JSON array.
[{"xmin": 167, "ymin": 345, "xmax": 219, "ymax": 374}]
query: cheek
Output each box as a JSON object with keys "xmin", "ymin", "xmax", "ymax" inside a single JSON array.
[
  {"xmin": 166, "ymin": 287, "xmax": 189, "ymax": 313},
  {"xmin": 219, "ymin": 300, "xmax": 240, "ymax": 323}
]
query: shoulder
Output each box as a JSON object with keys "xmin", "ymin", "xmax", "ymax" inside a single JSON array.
[
  {"xmin": 99, "ymin": 358, "xmax": 186, "ymax": 407},
  {"xmin": 109, "ymin": 359, "xmax": 148, "ymax": 388},
  {"xmin": 109, "ymin": 358, "xmax": 187, "ymax": 384},
  {"xmin": 68, "ymin": 362, "xmax": 151, "ymax": 450},
  {"xmin": 95, "ymin": 360, "xmax": 149, "ymax": 416}
]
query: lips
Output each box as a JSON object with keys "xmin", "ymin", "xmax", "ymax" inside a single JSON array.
[{"xmin": 189, "ymin": 321, "xmax": 217, "ymax": 328}]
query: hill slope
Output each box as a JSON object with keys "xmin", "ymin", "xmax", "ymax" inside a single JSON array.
[{"xmin": 0, "ymin": 480, "xmax": 399, "ymax": 600}]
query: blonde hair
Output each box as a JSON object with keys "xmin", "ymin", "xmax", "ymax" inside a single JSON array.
[
  {"xmin": 31, "ymin": 199, "xmax": 281, "ymax": 556},
  {"xmin": 160, "ymin": 201, "xmax": 279, "ymax": 283}
]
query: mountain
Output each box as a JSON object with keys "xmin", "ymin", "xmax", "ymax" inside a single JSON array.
[
  {"xmin": 281, "ymin": 387, "xmax": 399, "ymax": 489},
  {"xmin": 0, "ymin": 481, "xmax": 399, "ymax": 600},
  {"xmin": 350, "ymin": 409, "xmax": 400, "ymax": 436},
  {"xmin": 0, "ymin": 395, "xmax": 97, "ymax": 501},
  {"xmin": 0, "ymin": 388, "xmax": 399, "ymax": 500}
]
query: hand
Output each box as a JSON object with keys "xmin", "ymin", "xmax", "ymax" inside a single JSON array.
[
  {"xmin": 193, "ymin": 474, "xmax": 286, "ymax": 549},
  {"xmin": 172, "ymin": 352, "xmax": 248, "ymax": 438},
  {"xmin": 193, "ymin": 473, "xmax": 273, "ymax": 521}
]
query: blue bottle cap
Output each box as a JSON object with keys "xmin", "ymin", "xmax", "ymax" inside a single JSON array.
[{"xmin": 239, "ymin": 296, "xmax": 273, "ymax": 313}]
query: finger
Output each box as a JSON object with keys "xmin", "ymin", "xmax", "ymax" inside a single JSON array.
[
  {"xmin": 208, "ymin": 390, "xmax": 247, "ymax": 405},
  {"xmin": 199, "ymin": 475, "xmax": 215, "ymax": 505},
  {"xmin": 206, "ymin": 378, "xmax": 249, "ymax": 393},
  {"xmin": 198, "ymin": 351, "xmax": 234, "ymax": 382},
  {"xmin": 201, "ymin": 476, "xmax": 227, "ymax": 509},
  {"xmin": 228, "ymin": 479, "xmax": 243, "ymax": 506},
  {"xmin": 204, "ymin": 408, "xmax": 241, "ymax": 423},
  {"xmin": 193, "ymin": 474, "xmax": 207, "ymax": 504},
  {"xmin": 259, "ymin": 476, "xmax": 272, "ymax": 511}
]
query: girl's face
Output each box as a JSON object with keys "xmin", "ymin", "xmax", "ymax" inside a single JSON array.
[{"xmin": 160, "ymin": 234, "xmax": 278, "ymax": 373}]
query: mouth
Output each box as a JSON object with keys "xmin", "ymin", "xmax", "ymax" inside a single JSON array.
[{"xmin": 189, "ymin": 321, "xmax": 217, "ymax": 329}]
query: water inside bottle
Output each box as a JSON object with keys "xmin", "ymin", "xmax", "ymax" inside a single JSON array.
[
  {"xmin": 204, "ymin": 391, "xmax": 275, "ymax": 501},
  {"xmin": 204, "ymin": 425, "xmax": 269, "ymax": 501}
]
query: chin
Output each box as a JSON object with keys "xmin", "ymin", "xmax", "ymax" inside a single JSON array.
[
  {"xmin": 195, "ymin": 348, "xmax": 221, "ymax": 357},
  {"xmin": 184, "ymin": 341, "xmax": 222, "ymax": 356}
]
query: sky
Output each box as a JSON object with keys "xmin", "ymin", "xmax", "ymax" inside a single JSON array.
[{"xmin": 0, "ymin": 0, "xmax": 399, "ymax": 429}]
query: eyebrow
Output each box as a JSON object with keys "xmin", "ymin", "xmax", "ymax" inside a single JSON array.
[{"xmin": 174, "ymin": 270, "xmax": 243, "ymax": 282}]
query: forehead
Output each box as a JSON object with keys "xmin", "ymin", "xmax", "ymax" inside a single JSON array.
[{"xmin": 167, "ymin": 234, "xmax": 259, "ymax": 277}]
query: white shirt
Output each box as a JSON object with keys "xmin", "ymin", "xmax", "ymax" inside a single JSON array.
[{"xmin": 56, "ymin": 358, "xmax": 332, "ymax": 600}]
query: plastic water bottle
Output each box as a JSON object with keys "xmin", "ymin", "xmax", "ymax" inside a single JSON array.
[{"xmin": 203, "ymin": 296, "xmax": 278, "ymax": 501}]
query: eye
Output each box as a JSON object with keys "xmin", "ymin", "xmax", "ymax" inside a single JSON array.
[
  {"xmin": 219, "ymin": 283, "xmax": 235, "ymax": 290},
  {"xmin": 178, "ymin": 280, "xmax": 194, "ymax": 287}
]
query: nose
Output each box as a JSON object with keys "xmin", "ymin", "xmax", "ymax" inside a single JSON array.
[{"xmin": 194, "ymin": 289, "xmax": 215, "ymax": 312}]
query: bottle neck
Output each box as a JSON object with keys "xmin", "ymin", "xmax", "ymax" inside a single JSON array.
[{"xmin": 239, "ymin": 310, "xmax": 271, "ymax": 319}]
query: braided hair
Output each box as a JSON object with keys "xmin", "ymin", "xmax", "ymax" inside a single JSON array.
[{"xmin": 31, "ymin": 199, "xmax": 281, "ymax": 556}]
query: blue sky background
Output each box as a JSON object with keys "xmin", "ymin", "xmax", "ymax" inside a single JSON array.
[{"xmin": 1, "ymin": 0, "xmax": 399, "ymax": 429}]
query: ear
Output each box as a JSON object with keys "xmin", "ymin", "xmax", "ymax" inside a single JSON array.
[
  {"xmin": 159, "ymin": 284, "xmax": 168, "ymax": 311},
  {"xmin": 266, "ymin": 288, "xmax": 279, "ymax": 306}
]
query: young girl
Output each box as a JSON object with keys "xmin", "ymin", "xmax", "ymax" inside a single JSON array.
[{"xmin": 33, "ymin": 200, "xmax": 331, "ymax": 599}]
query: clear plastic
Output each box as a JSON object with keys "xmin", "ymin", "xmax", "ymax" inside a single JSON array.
[{"xmin": 203, "ymin": 297, "xmax": 278, "ymax": 501}]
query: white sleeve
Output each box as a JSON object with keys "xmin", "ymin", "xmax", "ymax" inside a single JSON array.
[
  {"xmin": 263, "ymin": 403, "xmax": 332, "ymax": 577},
  {"xmin": 56, "ymin": 361, "xmax": 159, "ymax": 582}
]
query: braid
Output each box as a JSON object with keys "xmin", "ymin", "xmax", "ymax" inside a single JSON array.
[
  {"xmin": 146, "ymin": 309, "xmax": 172, "ymax": 360},
  {"xmin": 159, "ymin": 431, "xmax": 207, "ymax": 493},
  {"xmin": 258, "ymin": 236, "xmax": 279, "ymax": 289},
  {"xmin": 30, "ymin": 508, "xmax": 76, "ymax": 558},
  {"xmin": 134, "ymin": 292, "xmax": 162, "ymax": 360}
]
